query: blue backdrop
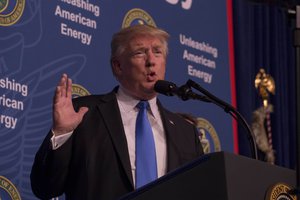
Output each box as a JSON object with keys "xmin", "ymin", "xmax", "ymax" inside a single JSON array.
[{"xmin": 0, "ymin": 1, "xmax": 236, "ymax": 199}]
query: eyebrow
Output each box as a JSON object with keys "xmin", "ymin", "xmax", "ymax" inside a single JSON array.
[{"xmin": 132, "ymin": 44, "xmax": 164, "ymax": 51}]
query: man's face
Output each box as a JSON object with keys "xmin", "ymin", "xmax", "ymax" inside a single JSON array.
[{"xmin": 113, "ymin": 35, "xmax": 167, "ymax": 100}]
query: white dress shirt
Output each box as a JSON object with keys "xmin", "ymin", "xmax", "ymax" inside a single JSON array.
[{"xmin": 116, "ymin": 87, "xmax": 167, "ymax": 186}]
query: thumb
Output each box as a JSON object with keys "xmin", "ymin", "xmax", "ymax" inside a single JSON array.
[{"xmin": 78, "ymin": 107, "xmax": 89, "ymax": 118}]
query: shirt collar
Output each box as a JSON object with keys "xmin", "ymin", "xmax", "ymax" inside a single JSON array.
[{"xmin": 116, "ymin": 86, "xmax": 158, "ymax": 117}]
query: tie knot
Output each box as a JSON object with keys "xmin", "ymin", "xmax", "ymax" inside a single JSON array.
[{"xmin": 137, "ymin": 101, "xmax": 149, "ymax": 110}]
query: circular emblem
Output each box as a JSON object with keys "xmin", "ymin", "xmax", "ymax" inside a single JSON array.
[
  {"xmin": 195, "ymin": 118, "xmax": 221, "ymax": 154},
  {"xmin": 0, "ymin": 0, "xmax": 8, "ymax": 13},
  {"xmin": 72, "ymin": 84, "xmax": 90, "ymax": 98},
  {"xmin": 122, "ymin": 8, "xmax": 156, "ymax": 28},
  {"xmin": 0, "ymin": 176, "xmax": 21, "ymax": 200},
  {"xmin": 265, "ymin": 183, "xmax": 297, "ymax": 200},
  {"xmin": 0, "ymin": 0, "xmax": 25, "ymax": 26}
]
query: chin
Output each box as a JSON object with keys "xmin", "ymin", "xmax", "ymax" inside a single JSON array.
[
  {"xmin": 139, "ymin": 88, "xmax": 156, "ymax": 100},
  {"xmin": 143, "ymin": 93, "xmax": 157, "ymax": 100}
]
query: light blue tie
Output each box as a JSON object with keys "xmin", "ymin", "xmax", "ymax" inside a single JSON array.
[{"xmin": 135, "ymin": 101, "xmax": 157, "ymax": 188}]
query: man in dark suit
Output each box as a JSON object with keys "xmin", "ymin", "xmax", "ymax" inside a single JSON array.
[{"xmin": 30, "ymin": 24, "xmax": 203, "ymax": 200}]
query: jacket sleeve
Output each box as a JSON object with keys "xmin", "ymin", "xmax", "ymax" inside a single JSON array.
[{"xmin": 30, "ymin": 130, "xmax": 73, "ymax": 199}]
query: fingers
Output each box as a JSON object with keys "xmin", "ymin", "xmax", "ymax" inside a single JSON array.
[
  {"xmin": 60, "ymin": 74, "xmax": 68, "ymax": 97},
  {"xmin": 53, "ymin": 85, "xmax": 61, "ymax": 104},
  {"xmin": 58, "ymin": 74, "xmax": 72, "ymax": 97},
  {"xmin": 66, "ymin": 77, "xmax": 72, "ymax": 98},
  {"xmin": 53, "ymin": 74, "xmax": 73, "ymax": 103}
]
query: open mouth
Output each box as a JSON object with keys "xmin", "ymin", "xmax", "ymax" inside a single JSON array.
[{"xmin": 147, "ymin": 72, "xmax": 156, "ymax": 81}]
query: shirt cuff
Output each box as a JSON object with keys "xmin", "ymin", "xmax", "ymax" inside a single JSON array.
[{"xmin": 51, "ymin": 129, "xmax": 73, "ymax": 150}]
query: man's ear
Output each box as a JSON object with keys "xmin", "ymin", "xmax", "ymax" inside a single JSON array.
[{"xmin": 111, "ymin": 59, "xmax": 122, "ymax": 76}]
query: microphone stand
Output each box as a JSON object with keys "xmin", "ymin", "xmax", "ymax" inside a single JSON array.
[{"xmin": 186, "ymin": 79, "xmax": 258, "ymax": 160}]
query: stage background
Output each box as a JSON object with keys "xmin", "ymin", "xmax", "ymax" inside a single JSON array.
[
  {"xmin": 0, "ymin": 0, "xmax": 298, "ymax": 199},
  {"xmin": 233, "ymin": 0, "xmax": 298, "ymax": 169}
]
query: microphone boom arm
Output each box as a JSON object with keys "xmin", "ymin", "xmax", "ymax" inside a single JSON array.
[{"xmin": 186, "ymin": 79, "xmax": 258, "ymax": 160}]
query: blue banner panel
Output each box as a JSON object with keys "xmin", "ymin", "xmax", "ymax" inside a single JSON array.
[{"xmin": 0, "ymin": 1, "xmax": 236, "ymax": 199}]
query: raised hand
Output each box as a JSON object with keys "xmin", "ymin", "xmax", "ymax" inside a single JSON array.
[{"xmin": 52, "ymin": 74, "xmax": 88, "ymax": 136}]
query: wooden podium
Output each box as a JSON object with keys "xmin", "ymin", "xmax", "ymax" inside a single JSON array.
[{"xmin": 120, "ymin": 151, "xmax": 296, "ymax": 200}]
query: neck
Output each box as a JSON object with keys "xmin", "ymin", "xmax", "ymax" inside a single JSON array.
[{"xmin": 119, "ymin": 86, "xmax": 157, "ymax": 101}]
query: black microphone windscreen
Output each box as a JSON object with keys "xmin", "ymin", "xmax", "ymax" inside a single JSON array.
[{"xmin": 154, "ymin": 80, "xmax": 178, "ymax": 96}]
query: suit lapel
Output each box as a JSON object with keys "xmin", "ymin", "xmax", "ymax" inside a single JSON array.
[
  {"xmin": 96, "ymin": 94, "xmax": 184, "ymax": 186},
  {"xmin": 97, "ymin": 91, "xmax": 134, "ymax": 188},
  {"xmin": 157, "ymin": 100, "xmax": 182, "ymax": 172}
]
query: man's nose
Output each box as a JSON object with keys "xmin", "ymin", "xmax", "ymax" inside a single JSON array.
[{"xmin": 145, "ymin": 51, "xmax": 155, "ymax": 67}]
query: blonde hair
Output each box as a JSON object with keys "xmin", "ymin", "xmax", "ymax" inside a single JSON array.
[{"xmin": 110, "ymin": 24, "xmax": 170, "ymax": 65}]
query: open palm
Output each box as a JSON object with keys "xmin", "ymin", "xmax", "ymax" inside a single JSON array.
[{"xmin": 52, "ymin": 74, "xmax": 88, "ymax": 135}]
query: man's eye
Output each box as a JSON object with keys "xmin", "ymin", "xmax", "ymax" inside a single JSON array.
[
  {"xmin": 154, "ymin": 50, "xmax": 163, "ymax": 56},
  {"xmin": 132, "ymin": 51, "xmax": 146, "ymax": 57}
]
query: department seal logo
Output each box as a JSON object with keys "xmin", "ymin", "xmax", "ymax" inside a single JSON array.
[
  {"xmin": 72, "ymin": 84, "xmax": 90, "ymax": 98},
  {"xmin": 265, "ymin": 183, "xmax": 297, "ymax": 200},
  {"xmin": 0, "ymin": 0, "xmax": 8, "ymax": 13},
  {"xmin": 195, "ymin": 118, "xmax": 221, "ymax": 154},
  {"xmin": 122, "ymin": 8, "xmax": 156, "ymax": 28},
  {"xmin": 0, "ymin": 176, "xmax": 21, "ymax": 200},
  {"xmin": 0, "ymin": 0, "xmax": 25, "ymax": 26}
]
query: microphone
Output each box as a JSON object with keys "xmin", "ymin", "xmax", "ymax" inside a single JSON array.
[
  {"xmin": 155, "ymin": 79, "xmax": 258, "ymax": 160},
  {"xmin": 154, "ymin": 80, "xmax": 210, "ymax": 102},
  {"xmin": 154, "ymin": 80, "xmax": 177, "ymax": 97},
  {"xmin": 186, "ymin": 79, "xmax": 258, "ymax": 160}
]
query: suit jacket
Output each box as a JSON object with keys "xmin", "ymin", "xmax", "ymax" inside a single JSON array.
[{"xmin": 31, "ymin": 89, "xmax": 203, "ymax": 200}]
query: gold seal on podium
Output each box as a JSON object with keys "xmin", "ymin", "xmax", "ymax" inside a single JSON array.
[{"xmin": 265, "ymin": 183, "xmax": 297, "ymax": 200}]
